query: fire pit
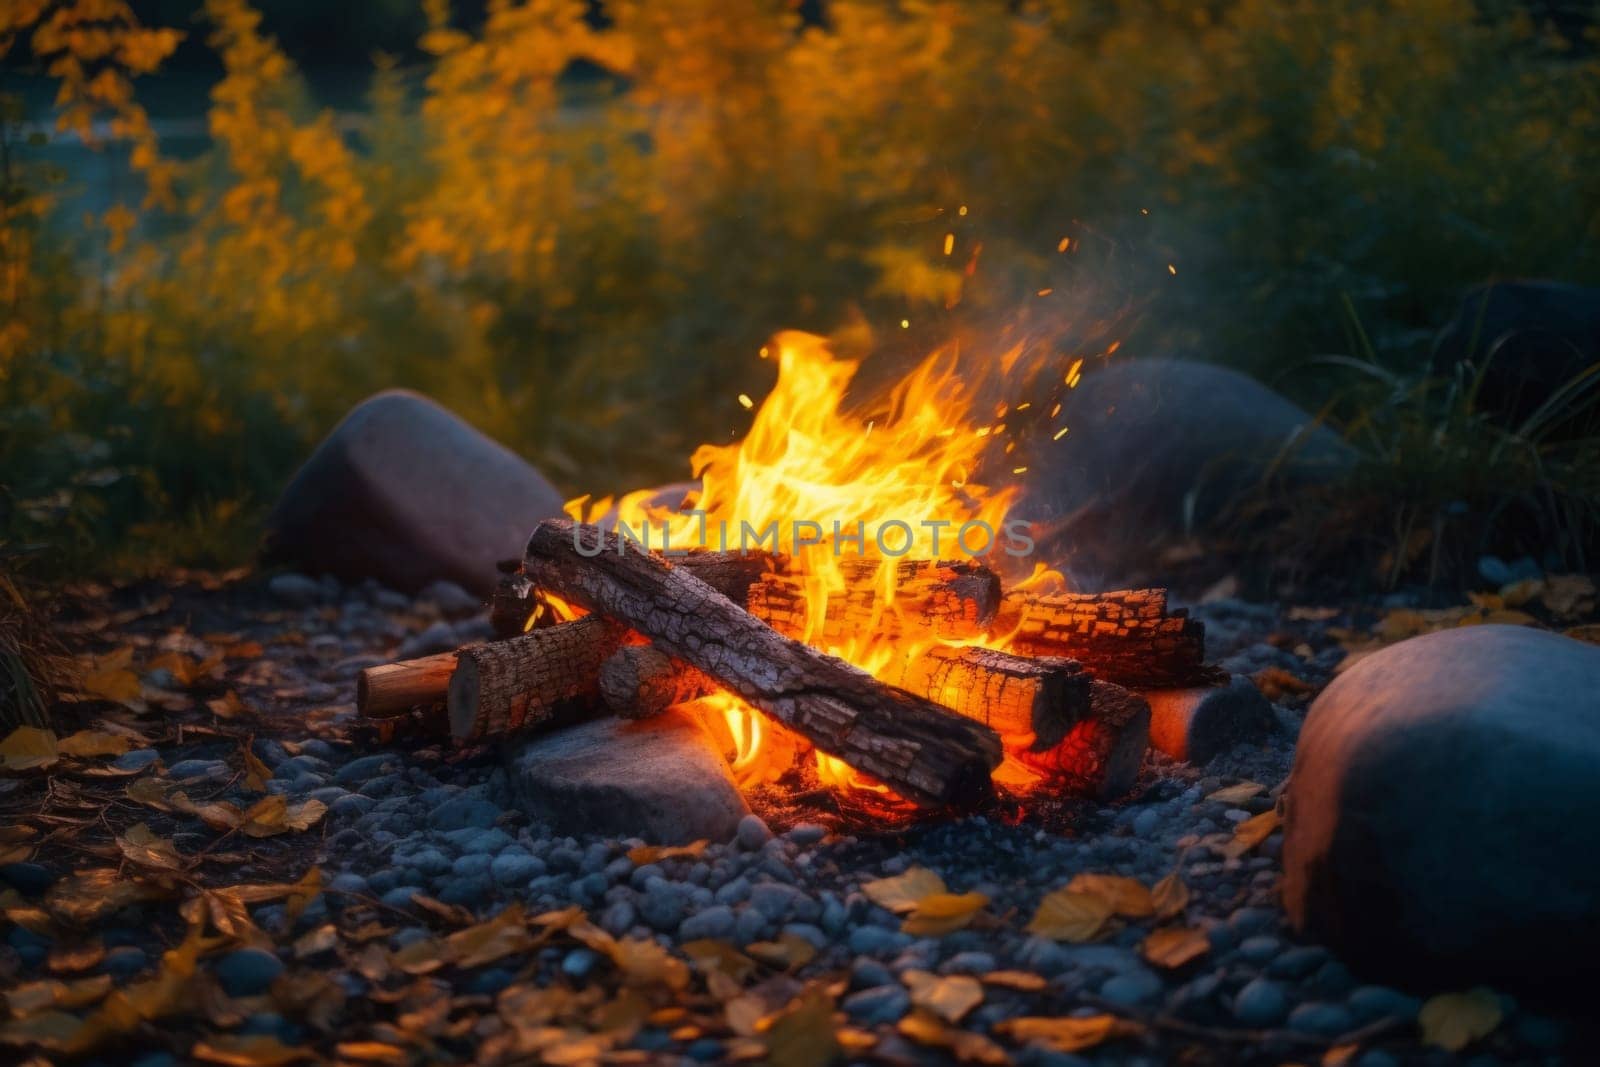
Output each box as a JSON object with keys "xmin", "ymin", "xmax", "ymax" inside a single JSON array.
[{"xmin": 354, "ymin": 332, "xmax": 1261, "ymax": 830}]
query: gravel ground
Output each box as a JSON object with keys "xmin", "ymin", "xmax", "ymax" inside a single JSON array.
[{"xmin": 0, "ymin": 572, "xmax": 1581, "ymax": 1065}]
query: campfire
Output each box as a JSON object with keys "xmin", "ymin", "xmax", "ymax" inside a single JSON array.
[{"xmin": 356, "ymin": 332, "xmax": 1222, "ymax": 818}]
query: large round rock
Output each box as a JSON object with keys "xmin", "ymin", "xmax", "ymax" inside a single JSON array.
[
  {"xmin": 1016, "ymin": 359, "xmax": 1353, "ymax": 572},
  {"xmin": 263, "ymin": 390, "xmax": 565, "ymax": 595},
  {"xmin": 1282, "ymin": 625, "xmax": 1600, "ymax": 988}
]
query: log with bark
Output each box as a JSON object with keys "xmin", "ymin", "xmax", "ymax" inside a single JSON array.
[
  {"xmin": 747, "ymin": 558, "xmax": 1000, "ymax": 647},
  {"xmin": 1009, "ymin": 679, "xmax": 1151, "ymax": 800},
  {"xmin": 599, "ymin": 641, "xmax": 1090, "ymax": 754},
  {"xmin": 447, "ymin": 615, "xmax": 624, "ymax": 741},
  {"xmin": 358, "ymin": 651, "xmax": 460, "ymax": 719},
  {"xmin": 524, "ymin": 519, "xmax": 1003, "ymax": 808},
  {"xmin": 992, "ymin": 588, "xmax": 1214, "ymax": 688}
]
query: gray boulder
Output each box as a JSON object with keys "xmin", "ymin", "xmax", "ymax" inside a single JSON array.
[
  {"xmin": 1282, "ymin": 625, "xmax": 1600, "ymax": 988},
  {"xmin": 263, "ymin": 390, "xmax": 565, "ymax": 595},
  {"xmin": 505, "ymin": 707, "xmax": 750, "ymax": 845},
  {"xmin": 1015, "ymin": 359, "xmax": 1352, "ymax": 572}
]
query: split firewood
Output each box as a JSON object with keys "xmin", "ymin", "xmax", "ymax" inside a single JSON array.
[
  {"xmin": 358, "ymin": 651, "xmax": 460, "ymax": 719},
  {"xmin": 748, "ymin": 558, "xmax": 1001, "ymax": 647},
  {"xmin": 1010, "ymin": 679, "xmax": 1151, "ymax": 800},
  {"xmin": 524, "ymin": 519, "xmax": 1003, "ymax": 809},
  {"xmin": 992, "ymin": 588, "xmax": 1215, "ymax": 688},
  {"xmin": 447, "ymin": 615, "xmax": 624, "ymax": 741},
  {"xmin": 1143, "ymin": 675, "xmax": 1276, "ymax": 764},
  {"xmin": 598, "ymin": 641, "xmax": 1088, "ymax": 754}
]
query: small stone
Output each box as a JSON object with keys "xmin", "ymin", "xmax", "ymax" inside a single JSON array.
[
  {"xmin": 398, "ymin": 620, "xmax": 458, "ymax": 659},
  {"xmin": 113, "ymin": 748, "xmax": 160, "ymax": 772},
  {"xmin": 678, "ymin": 905, "xmax": 736, "ymax": 942},
  {"xmin": 843, "ymin": 985, "xmax": 911, "ymax": 1025},
  {"xmin": 490, "ymin": 853, "xmax": 543, "ymax": 887},
  {"xmin": 850, "ymin": 959, "xmax": 895, "ymax": 989},
  {"xmin": 467, "ymin": 968, "xmax": 515, "ymax": 996},
  {"xmin": 1236, "ymin": 934, "xmax": 1281, "ymax": 964},
  {"xmin": 0, "ymin": 862, "xmax": 56, "ymax": 897},
  {"xmin": 420, "ymin": 579, "xmax": 482, "ymax": 618},
  {"xmin": 166, "ymin": 758, "xmax": 228, "ymax": 781},
  {"xmin": 847, "ymin": 926, "xmax": 910, "ymax": 957},
  {"xmin": 1227, "ymin": 907, "xmax": 1278, "ymax": 937},
  {"xmin": 1346, "ymin": 985, "xmax": 1422, "ymax": 1025},
  {"xmin": 785, "ymin": 823, "xmax": 826, "ymax": 846},
  {"xmin": 103, "ymin": 945, "xmax": 148, "ymax": 981},
  {"xmin": 380, "ymin": 886, "xmax": 422, "ymax": 911},
  {"xmin": 686, "ymin": 1038, "xmax": 724, "ymax": 1062},
  {"xmin": 562, "ymin": 948, "xmax": 601, "ymax": 981},
  {"xmin": 1268, "ymin": 944, "xmax": 1330, "ymax": 979},
  {"xmin": 1232, "ymin": 977, "xmax": 1289, "ymax": 1027},
  {"xmin": 600, "ymin": 899, "xmax": 636, "ymax": 937},
  {"xmin": 1286, "ymin": 1001, "xmax": 1356, "ymax": 1038},
  {"xmin": 748, "ymin": 882, "xmax": 814, "ymax": 924},
  {"xmin": 268, "ymin": 573, "xmax": 324, "ymax": 606},
  {"xmin": 1098, "ymin": 966, "xmax": 1165, "ymax": 1007},
  {"xmin": 214, "ymin": 948, "xmax": 285, "ymax": 997},
  {"xmin": 638, "ymin": 881, "xmax": 690, "ymax": 931},
  {"xmin": 736, "ymin": 814, "xmax": 773, "ymax": 851},
  {"xmin": 334, "ymin": 754, "xmax": 401, "ymax": 787},
  {"xmin": 940, "ymin": 951, "xmax": 996, "ymax": 976},
  {"xmin": 428, "ymin": 795, "xmax": 502, "ymax": 831},
  {"xmin": 331, "ymin": 794, "xmax": 375, "ymax": 818}
]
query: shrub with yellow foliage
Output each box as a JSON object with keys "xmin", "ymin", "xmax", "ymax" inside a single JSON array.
[{"xmin": 1, "ymin": 0, "xmax": 1597, "ymax": 576}]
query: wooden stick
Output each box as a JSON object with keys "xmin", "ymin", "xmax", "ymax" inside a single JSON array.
[
  {"xmin": 447, "ymin": 615, "xmax": 623, "ymax": 740},
  {"xmin": 992, "ymin": 588, "xmax": 1214, "ymax": 688},
  {"xmin": 1009, "ymin": 679, "xmax": 1151, "ymax": 800},
  {"xmin": 524, "ymin": 519, "xmax": 1003, "ymax": 809},
  {"xmin": 357, "ymin": 652, "xmax": 459, "ymax": 719}
]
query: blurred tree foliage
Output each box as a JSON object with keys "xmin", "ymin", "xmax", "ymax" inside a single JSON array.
[{"xmin": 2, "ymin": 0, "xmax": 1598, "ymax": 575}]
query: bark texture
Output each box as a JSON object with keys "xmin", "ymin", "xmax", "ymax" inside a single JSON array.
[
  {"xmin": 994, "ymin": 588, "xmax": 1212, "ymax": 687},
  {"xmin": 1012, "ymin": 679, "xmax": 1150, "ymax": 800},
  {"xmin": 447, "ymin": 615, "xmax": 623, "ymax": 740}
]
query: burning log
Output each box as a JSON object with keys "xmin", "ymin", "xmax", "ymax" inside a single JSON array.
[
  {"xmin": 1011, "ymin": 679, "xmax": 1151, "ymax": 800},
  {"xmin": 488, "ymin": 551, "xmax": 776, "ymax": 638},
  {"xmin": 599, "ymin": 644, "xmax": 711, "ymax": 719},
  {"xmin": 599, "ymin": 642, "xmax": 1089, "ymax": 754},
  {"xmin": 447, "ymin": 616, "xmax": 624, "ymax": 740},
  {"xmin": 748, "ymin": 558, "xmax": 1001, "ymax": 646},
  {"xmin": 524, "ymin": 519, "xmax": 1003, "ymax": 808},
  {"xmin": 1142, "ymin": 676, "xmax": 1276, "ymax": 764},
  {"xmin": 358, "ymin": 651, "xmax": 460, "ymax": 719},
  {"xmin": 890, "ymin": 646, "xmax": 1089, "ymax": 753},
  {"xmin": 993, "ymin": 588, "xmax": 1214, "ymax": 688}
]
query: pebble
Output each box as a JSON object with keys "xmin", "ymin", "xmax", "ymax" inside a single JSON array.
[
  {"xmin": 1267, "ymin": 944, "xmax": 1329, "ymax": 979},
  {"xmin": 1232, "ymin": 977, "xmax": 1289, "ymax": 1027},
  {"xmin": 735, "ymin": 814, "xmax": 773, "ymax": 851},
  {"xmin": 113, "ymin": 748, "xmax": 161, "ymax": 772},
  {"xmin": 214, "ymin": 948, "xmax": 285, "ymax": 997},
  {"xmin": 786, "ymin": 823, "xmax": 827, "ymax": 846},
  {"xmin": 1236, "ymin": 934, "xmax": 1282, "ymax": 964},
  {"xmin": 678, "ymin": 905, "xmax": 736, "ymax": 941},
  {"xmin": 843, "ymin": 985, "xmax": 911, "ymax": 1025},
  {"xmin": 1347, "ymin": 985, "xmax": 1422, "ymax": 1024},
  {"xmin": 638, "ymin": 881, "xmax": 690, "ymax": 931},
  {"xmin": 1099, "ymin": 967, "xmax": 1165, "ymax": 1007},
  {"xmin": 748, "ymin": 882, "xmax": 814, "ymax": 924},
  {"xmin": 103, "ymin": 944, "xmax": 148, "ymax": 981},
  {"xmin": 398, "ymin": 620, "xmax": 457, "ymax": 658},
  {"xmin": 0, "ymin": 861, "xmax": 55, "ymax": 897},
  {"xmin": 940, "ymin": 951, "xmax": 996, "ymax": 975},
  {"xmin": 848, "ymin": 926, "xmax": 910, "ymax": 956},
  {"xmin": 268, "ymin": 572, "xmax": 324, "ymax": 606},
  {"xmin": 165, "ymin": 758, "xmax": 228, "ymax": 781},
  {"xmin": 486, "ymin": 851, "xmax": 544, "ymax": 883},
  {"xmin": 419, "ymin": 580, "xmax": 481, "ymax": 618},
  {"xmin": 334, "ymin": 753, "xmax": 401, "ymax": 787},
  {"xmin": 429, "ymin": 795, "xmax": 502, "ymax": 831},
  {"xmin": 1286, "ymin": 1001, "xmax": 1356, "ymax": 1037}
]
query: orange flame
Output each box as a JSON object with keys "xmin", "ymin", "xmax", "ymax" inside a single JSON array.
[{"xmin": 568, "ymin": 330, "xmax": 1063, "ymax": 796}]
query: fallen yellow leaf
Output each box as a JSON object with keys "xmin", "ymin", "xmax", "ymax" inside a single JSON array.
[
  {"xmin": 995, "ymin": 1014, "xmax": 1135, "ymax": 1054},
  {"xmin": 1, "ymin": 726, "xmax": 59, "ymax": 772},
  {"xmin": 1222, "ymin": 808, "xmax": 1281, "ymax": 858},
  {"xmin": 862, "ymin": 866, "xmax": 947, "ymax": 914},
  {"xmin": 57, "ymin": 730, "xmax": 133, "ymax": 758},
  {"xmin": 1419, "ymin": 988, "xmax": 1502, "ymax": 1052},
  {"xmin": 903, "ymin": 970, "xmax": 983, "ymax": 1023},
  {"xmin": 116, "ymin": 823, "xmax": 185, "ymax": 872},
  {"xmin": 1206, "ymin": 781, "xmax": 1265, "ymax": 805},
  {"xmin": 898, "ymin": 1009, "xmax": 1009, "ymax": 1064},
  {"xmin": 1066, "ymin": 874, "xmax": 1153, "ymax": 918},
  {"xmin": 1140, "ymin": 925, "xmax": 1209, "ymax": 969},
  {"xmin": 1151, "ymin": 871, "xmax": 1190, "ymax": 921},
  {"xmin": 901, "ymin": 891, "xmax": 988, "ymax": 937},
  {"xmin": 1026, "ymin": 888, "xmax": 1113, "ymax": 942}
]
